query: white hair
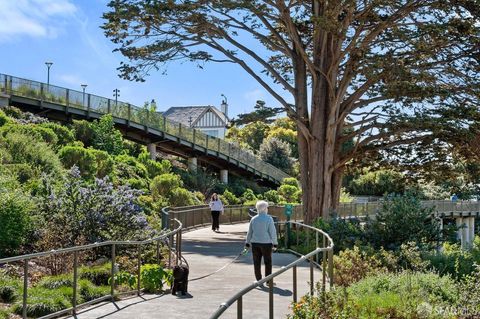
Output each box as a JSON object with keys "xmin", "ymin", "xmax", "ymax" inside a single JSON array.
[{"xmin": 256, "ymin": 200, "xmax": 269, "ymax": 213}]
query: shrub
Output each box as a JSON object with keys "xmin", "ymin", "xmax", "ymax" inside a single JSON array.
[
  {"xmin": 40, "ymin": 122, "xmax": 74, "ymax": 146},
  {"xmin": 79, "ymin": 263, "xmax": 111, "ymax": 286},
  {"xmin": 38, "ymin": 274, "xmax": 73, "ymax": 289},
  {"xmin": 140, "ymin": 264, "xmax": 172, "ymax": 293},
  {"xmin": 0, "ymin": 110, "xmax": 9, "ymax": 127},
  {"xmin": 363, "ymin": 193, "xmax": 440, "ymax": 250},
  {"xmin": 13, "ymin": 286, "xmax": 71, "ymax": 318},
  {"xmin": 263, "ymin": 190, "xmax": 280, "ymax": 203},
  {"xmin": 0, "ymin": 131, "xmax": 62, "ymax": 174},
  {"xmin": 0, "ymin": 186, "xmax": 33, "ymax": 257},
  {"xmin": 348, "ymin": 169, "xmax": 406, "ymax": 196},
  {"xmin": 138, "ymin": 151, "xmax": 171, "ymax": 178},
  {"xmin": 240, "ymin": 188, "xmax": 257, "ymax": 203},
  {"xmin": 150, "ymin": 173, "xmax": 182, "ymax": 199},
  {"xmin": 259, "ymin": 137, "xmax": 294, "ymax": 174},
  {"xmin": 90, "ymin": 149, "xmax": 114, "ymax": 178},
  {"xmin": 222, "ymin": 189, "xmax": 240, "ymax": 205},
  {"xmin": 73, "ymin": 120, "xmax": 94, "ymax": 146},
  {"xmin": 277, "ymin": 184, "xmax": 299, "ymax": 203},
  {"xmin": 91, "ymin": 115, "xmax": 124, "ymax": 155},
  {"xmin": 314, "ymin": 218, "xmax": 363, "ymax": 253},
  {"xmin": 111, "ymin": 271, "xmax": 137, "ymax": 289},
  {"xmin": 59, "ymin": 146, "xmax": 97, "ymax": 179},
  {"xmin": 169, "ymin": 187, "xmax": 195, "ymax": 207},
  {"xmin": 0, "ymin": 276, "xmax": 21, "ymax": 302},
  {"xmin": 79, "ymin": 280, "xmax": 110, "ymax": 301},
  {"xmin": 115, "ymin": 154, "xmax": 149, "ymax": 180}
]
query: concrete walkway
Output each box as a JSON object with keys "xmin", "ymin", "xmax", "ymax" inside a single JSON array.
[{"xmin": 67, "ymin": 223, "xmax": 321, "ymax": 319}]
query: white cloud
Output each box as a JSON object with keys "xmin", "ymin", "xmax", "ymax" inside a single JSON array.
[{"xmin": 0, "ymin": 0, "xmax": 77, "ymax": 42}]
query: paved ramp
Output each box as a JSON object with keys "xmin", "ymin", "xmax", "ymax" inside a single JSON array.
[{"xmin": 66, "ymin": 223, "xmax": 320, "ymax": 319}]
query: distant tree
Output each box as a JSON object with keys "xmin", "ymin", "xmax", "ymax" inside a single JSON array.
[
  {"xmin": 92, "ymin": 115, "xmax": 124, "ymax": 155},
  {"xmin": 103, "ymin": 1, "xmax": 479, "ymax": 222},
  {"xmin": 259, "ymin": 138, "xmax": 294, "ymax": 174},
  {"xmin": 226, "ymin": 121, "xmax": 270, "ymax": 152},
  {"xmin": 233, "ymin": 100, "xmax": 282, "ymax": 125}
]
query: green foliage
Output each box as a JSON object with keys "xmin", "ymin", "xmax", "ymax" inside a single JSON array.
[
  {"xmin": 340, "ymin": 187, "xmax": 353, "ymax": 203},
  {"xmin": 91, "ymin": 115, "xmax": 124, "ymax": 155},
  {"xmin": 226, "ymin": 121, "xmax": 270, "ymax": 152},
  {"xmin": 13, "ymin": 286, "xmax": 71, "ymax": 318},
  {"xmin": 0, "ymin": 110, "xmax": 9, "ymax": 127},
  {"xmin": 0, "ymin": 276, "xmax": 21, "ymax": 302},
  {"xmin": 0, "ymin": 181, "xmax": 33, "ymax": 257},
  {"xmin": 267, "ymin": 126, "xmax": 298, "ymax": 158},
  {"xmin": 79, "ymin": 263, "xmax": 112, "ymax": 286},
  {"xmin": 281, "ymin": 177, "xmax": 299, "ymax": 187},
  {"xmin": 150, "ymin": 173, "xmax": 182, "ymax": 199},
  {"xmin": 78, "ymin": 280, "xmax": 110, "ymax": 301},
  {"xmin": 263, "ymin": 190, "xmax": 280, "ymax": 203},
  {"xmin": 314, "ymin": 218, "xmax": 363, "ymax": 253},
  {"xmin": 364, "ymin": 193, "xmax": 440, "ymax": 250},
  {"xmin": 90, "ymin": 149, "xmax": 114, "ymax": 178},
  {"xmin": 222, "ymin": 189, "xmax": 240, "ymax": 205},
  {"xmin": 111, "ymin": 271, "xmax": 137, "ymax": 289},
  {"xmin": 232, "ymin": 100, "xmax": 282, "ymax": 125},
  {"xmin": 277, "ymin": 184, "xmax": 299, "ymax": 203},
  {"xmin": 0, "ymin": 131, "xmax": 62, "ymax": 174},
  {"xmin": 176, "ymin": 167, "xmax": 218, "ymax": 197},
  {"xmin": 138, "ymin": 151, "xmax": 171, "ymax": 178},
  {"xmin": 72, "ymin": 119, "xmax": 95, "ymax": 146},
  {"xmin": 169, "ymin": 187, "xmax": 196, "ymax": 206},
  {"xmin": 259, "ymin": 137, "xmax": 294, "ymax": 174},
  {"xmin": 38, "ymin": 274, "xmax": 73, "ymax": 289},
  {"xmin": 348, "ymin": 169, "xmax": 407, "ymax": 196},
  {"xmin": 240, "ymin": 188, "xmax": 257, "ymax": 203},
  {"xmin": 114, "ymin": 154, "xmax": 149, "ymax": 181},
  {"xmin": 0, "ymin": 123, "xmax": 58, "ymax": 146},
  {"xmin": 40, "ymin": 122, "xmax": 75, "ymax": 146},
  {"xmin": 140, "ymin": 264, "xmax": 172, "ymax": 293},
  {"xmin": 59, "ymin": 145, "xmax": 97, "ymax": 179}
]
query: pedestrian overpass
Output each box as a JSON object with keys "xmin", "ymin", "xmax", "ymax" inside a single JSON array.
[{"xmin": 0, "ymin": 73, "xmax": 289, "ymax": 186}]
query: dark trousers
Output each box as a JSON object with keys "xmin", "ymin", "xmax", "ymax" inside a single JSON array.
[
  {"xmin": 211, "ymin": 211, "xmax": 220, "ymax": 230},
  {"xmin": 252, "ymin": 243, "xmax": 273, "ymax": 281}
]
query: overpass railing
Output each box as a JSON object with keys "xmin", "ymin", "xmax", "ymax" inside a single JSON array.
[
  {"xmin": 0, "ymin": 219, "xmax": 183, "ymax": 319},
  {"xmin": 335, "ymin": 200, "xmax": 480, "ymax": 219},
  {"xmin": 209, "ymin": 220, "xmax": 334, "ymax": 319},
  {"xmin": 0, "ymin": 73, "xmax": 289, "ymax": 183},
  {"xmin": 161, "ymin": 204, "xmax": 305, "ymax": 230}
]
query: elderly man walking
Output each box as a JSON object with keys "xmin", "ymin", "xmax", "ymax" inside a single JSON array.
[{"xmin": 245, "ymin": 200, "xmax": 278, "ymax": 282}]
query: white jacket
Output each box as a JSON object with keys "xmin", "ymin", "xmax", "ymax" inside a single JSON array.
[
  {"xmin": 246, "ymin": 212, "xmax": 278, "ymax": 245},
  {"xmin": 209, "ymin": 199, "xmax": 224, "ymax": 212}
]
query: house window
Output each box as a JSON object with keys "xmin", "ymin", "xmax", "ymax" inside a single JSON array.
[{"xmin": 202, "ymin": 129, "xmax": 219, "ymax": 137}]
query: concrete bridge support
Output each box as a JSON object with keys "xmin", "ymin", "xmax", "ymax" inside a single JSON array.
[
  {"xmin": 0, "ymin": 94, "xmax": 9, "ymax": 107},
  {"xmin": 147, "ymin": 143, "xmax": 157, "ymax": 160},
  {"xmin": 220, "ymin": 169, "xmax": 228, "ymax": 184},
  {"xmin": 456, "ymin": 217, "xmax": 476, "ymax": 249},
  {"xmin": 188, "ymin": 157, "xmax": 198, "ymax": 171}
]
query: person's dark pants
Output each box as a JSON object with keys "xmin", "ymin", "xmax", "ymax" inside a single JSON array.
[
  {"xmin": 252, "ymin": 243, "xmax": 273, "ymax": 281},
  {"xmin": 211, "ymin": 211, "xmax": 220, "ymax": 230}
]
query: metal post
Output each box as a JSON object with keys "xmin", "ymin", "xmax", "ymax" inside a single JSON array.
[
  {"xmin": 237, "ymin": 296, "xmax": 243, "ymax": 319},
  {"xmin": 156, "ymin": 241, "xmax": 160, "ymax": 265},
  {"xmin": 168, "ymin": 237, "xmax": 172, "ymax": 268},
  {"xmin": 328, "ymin": 248, "xmax": 334, "ymax": 288},
  {"xmin": 66, "ymin": 89, "xmax": 70, "ymax": 113},
  {"xmin": 293, "ymin": 265, "xmax": 297, "ymax": 303},
  {"xmin": 309, "ymin": 256, "xmax": 314, "ymax": 296},
  {"xmin": 73, "ymin": 251, "xmax": 78, "ymax": 315},
  {"xmin": 111, "ymin": 244, "xmax": 116, "ymax": 299},
  {"xmin": 316, "ymin": 232, "xmax": 319, "ymax": 264},
  {"xmin": 137, "ymin": 246, "xmax": 142, "ymax": 295},
  {"xmin": 3, "ymin": 76, "xmax": 7, "ymax": 93},
  {"xmin": 296, "ymin": 224, "xmax": 299, "ymax": 248},
  {"xmin": 269, "ymin": 280, "xmax": 274, "ymax": 319},
  {"xmin": 175, "ymin": 231, "xmax": 180, "ymax": 265},
  {"xmin": 206, "ymin": 135, "xmax": 209, "ymax": 152},
  {"xmin": 128, "ymin": 104, "xmax": 131, "ymax": 123},
  {"xmin": 23, "ymin": 260, "xmax": 28, "ymax": 319},
  {"xmin": 322, "ymin": 237, "xmax": 326, "ymax": 293},
  {"xmin": 87, "ymin": 94, "xmax": 91, "ymax": 117},
  {"xmin": 307, "ymin": 228, "xmax": 310, "ymax": 251},
  {"xmin": 178, "ymin": 230, "xmax": 182, "ymax": 262}
]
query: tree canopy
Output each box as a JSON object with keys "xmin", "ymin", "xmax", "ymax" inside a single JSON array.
[{"xmin": 103, "ymin": 0, "xmax": 480, "ymax": 221}]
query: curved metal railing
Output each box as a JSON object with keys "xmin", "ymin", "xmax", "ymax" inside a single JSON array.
[
  {"xmin": 209, "ymin": 221, "xmax": 334, "ymax": 319},
  {"xmin": 0, "ymin": 219, "xmax": 183, "ymax": 319},
  {"xmin": 0, "ymin": 73, "xmax": 289, "ymax": 183}
]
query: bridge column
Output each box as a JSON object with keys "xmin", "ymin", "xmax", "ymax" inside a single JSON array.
[
  {"xmin": 0, "ymin": 93, "xmax": 9, "ymax": 107},
  {"xmin": 467, "ymin": 217, "xmax": 475, "ymax": 248},
  {"xmin": 456, "ymin": 217, "xmax": 465, "ymax": 249},
  {"xmin": 456, "ymin": 217, "xmax": 475, "ymax": 249},
  {"xmin": 188, "ymin": 157, "xmax": 197, "ymax": 171},
  {"xmin": 147, "ymin": 143, "xmax": 157, "ymax": 160},
  {"xmin": 220, "ymin": 169, "xmax": 228, "ymax": 184}
]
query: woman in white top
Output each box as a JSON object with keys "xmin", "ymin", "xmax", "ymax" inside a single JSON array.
[{"xmin": 209, "ymin": 193, "xmax": 224, "ymax": 232}]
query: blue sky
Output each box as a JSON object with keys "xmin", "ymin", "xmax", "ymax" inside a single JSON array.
[{"xmin": 0, "ymin": 0, "xmax": 290, "ymax": 118}]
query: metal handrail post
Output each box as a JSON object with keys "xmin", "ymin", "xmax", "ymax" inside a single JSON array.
[
  {"xmin": 237, "ymin": 296, "xmax": 242, "ymax": 319},
  {"xmin": 111, "ymin": 244, "xmax": 116, "ymax": 299},
  {"xmin": 322, "ymin": 236, "xmax": 326, "ymax": 293},
  {"xmin": 269, "ymin": 280, "xmax": 274, "ymax": 319},
  {"xmin": 23, "ymin": 260, "xmax": 28, "ymax": 319},
  {"xmin": 137, "ymin": 246, "xmax": 142, "ymax": 295},
  {"xmin": 309, "ymin": 256, "xmax": 314, "ymax": 296},
  {"xmin": 328, "ymin": 248, "xmax": 334, "ymax": 288},
  {"xmin": 73, "ymin": 251, "xmax": 78, "ymax": 315},
  {"xmin": 293, "ymin": 265, "xmax": 297, "ymax": 303}
]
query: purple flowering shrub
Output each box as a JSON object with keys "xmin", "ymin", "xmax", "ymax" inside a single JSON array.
[{"xmin": 37, "ymin": 166, "xmax": 151, "ymax": 248}]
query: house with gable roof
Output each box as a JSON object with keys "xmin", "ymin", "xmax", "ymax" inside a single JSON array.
[{"xmin": 162, "ymin": 104, "xmax": 229, "ymax": 138}]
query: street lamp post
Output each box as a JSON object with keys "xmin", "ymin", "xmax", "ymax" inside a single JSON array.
[
  {"xmin": 45, "ymin": 62, "xmax": 53, "ymax": 88},
  {"xmin": 81, "ymin": 84, "xmax": 88, "ymax": 107},
  {"xmin": 113, "ymin": 88, "xmax": 120, "ymax": 107}
]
